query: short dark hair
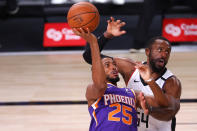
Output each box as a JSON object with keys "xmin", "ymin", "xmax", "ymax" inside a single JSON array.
[
  {"xmin": 101, "ymin": 54, "xmax": 113, "ymax": 60},
  {"xmin": 146, "ymin": 36, "xmax": 171, "ymax": 49}
]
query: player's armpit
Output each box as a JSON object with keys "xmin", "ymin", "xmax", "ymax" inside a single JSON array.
[
  {"xmin": 113, "ymin": 57, "xmax": 136, "ymax": 84},
  {"xmin": 86, "ymin": 84, "xmax": 106, "ymax": 107}
]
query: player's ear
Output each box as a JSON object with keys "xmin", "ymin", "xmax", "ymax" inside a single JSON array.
[{"xmin": 145, "ymin": 48, "xmax": 150, "ymax": 57}]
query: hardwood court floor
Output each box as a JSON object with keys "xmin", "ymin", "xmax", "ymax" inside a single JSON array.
[{"xmin": 0, "ymin": 51, "xmax": 196, "ymax": 131}]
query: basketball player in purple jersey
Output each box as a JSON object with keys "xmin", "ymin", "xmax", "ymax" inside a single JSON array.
[
  {"xmin": 82, "ymin": 17, "xmax": 181, "ymax": 131},
  {"xmin": 72, "ymin": 27, "xmax": 149, "ymax": 131}
]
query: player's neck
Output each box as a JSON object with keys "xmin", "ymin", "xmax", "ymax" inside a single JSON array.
[
  {"xmin": 146, "ymin": 61, "xmax": 166, "ymax": 78},
  {"xmin": 107, "ymin": 81, "xmax": 117, "ymax": 86},
  {"xmin": 150, "ymin": 68, "xmax": 166, "ymax": 79}
]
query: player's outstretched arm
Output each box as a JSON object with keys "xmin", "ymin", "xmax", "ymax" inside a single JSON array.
[
  {"xmin": 73, "ymin": 28, "xmax": 107, "ymax": 107},
  {"xmin": 113, "ymin": 57, "xmax": 136, "ymax": 84},
  {"xmin": 83, "ymin": 17, "xmax": 126, "ymax": 64},
  {"xmin": 150, "ymin": 76, "xmax": 181, "ymax": 121},
  {"xmin": 135, "ymin": 62, "xmax": 170, "ymax": 107},
  {"xmin": 135, "ymin": 62, "xmax": 182, "ymax": 121}
]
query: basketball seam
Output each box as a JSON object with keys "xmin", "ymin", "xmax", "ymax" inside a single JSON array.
[
  {"xmin": 67, "ymin": 12, "xmax": 97, "ymax": 20},
  {"xmin": 67, "ymin": 3, "xmax": 97, "ymax": 19},
  {"xmin": 81, "ymin": 13, "xmax": 98, "ymax": 29},
  {"xmin": 68, "ymin": 12, "xmax": 98, "ymax": 28}
]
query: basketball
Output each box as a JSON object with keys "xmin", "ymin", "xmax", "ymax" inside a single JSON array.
[{"xmin": 67, "ymin": 2, "xmax": 100, "ymax": 32}]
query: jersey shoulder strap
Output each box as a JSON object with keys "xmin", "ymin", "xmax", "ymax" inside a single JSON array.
[{"xmin": 161, "ymin": 69, "xmax": 174, "ymax": 81}]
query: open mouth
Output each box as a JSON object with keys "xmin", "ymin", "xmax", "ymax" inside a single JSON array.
[
  {"xmin": 157, "ymin": 59, "xmax": 165, "ymax": 66},
  {"xmin": 112, "ymin": 70, "xmax": 118, "ymax": 76}
]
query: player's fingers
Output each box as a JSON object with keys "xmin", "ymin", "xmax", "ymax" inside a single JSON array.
[
  {"xmin": 110, "ymin": 16, "xmax": 115, "ymax": 22},
  {"xmin": 134, "ymin": 64, "xmax": 139, "ymax": 69},
  {"xmin": 116, "ymin": 20, "xmax": 121, "ymax": 24},
  {"xmin": 143, "ymin": 102, "xmax": 149, "ymax": 115},
  {"xmin": 138, "ymin": 65, "xmax": 146, "ymax": 70},
  {"xmin": 80, "ymin": 28, "xmax": 86, "ymax": 34},
  {"xmin": 134, "ymin": 61, "xmax": 141, "ymax": 68},
  {"xmin": 86, "ymin": 28, "xmax": 90, "ymax": 34},
  {"xmin": 77, "ymin": 28, "xmax": 83, "ymax": 33},
  {"xmin": 144, "ymin": 109, "xmax": 149, "ymax": 115},
  {"xmin": 139, "ymin": 92, "xmax": 143, "ymax": 98},
  {"xmin": 82, "ymin": 28, "xmax": 88, "ymax": 33},
  {"xmin": 72, "ymin": 28, "xmax": 80, "ymax": 35},
  {"xmin": 135, "ymin": 63, "xmax": 146, "ymax": 71},
  {"xmin": 141, "ymin": 93, "xmax": 145, "ymax": 101},
  {"xmin": 120, "ymin": 30, "xmax": 126, "ymax": 35},
  {"xmin": 119, "ymin": 22, "xmax": 126, "ymax": 27},
  {"xmin": 72, "ymin": 28, "xmax": 77, "ymax": 33}
]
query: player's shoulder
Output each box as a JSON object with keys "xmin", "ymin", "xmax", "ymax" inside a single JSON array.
[
  {"xmin": 86, "ymin": 83, "xmax": 98, "ymax": 106},
  {"xmin": 85, "ymin": 84, "xmax": 94, "ymax": 98},
  {"xmin": 164, "ymin": 75, "xmax": 182, "ymax": 97},
  {"xmin": 164, "ymin": 75, "xmax": 182, "ymax": 99},
  {"xmin": 87, "ymin": 83, "xmax": 94, "ymax": 88},
  {"xmin": 163, "ymin": 69, "xmax": 181, "ymax": 89},
  {"xmin": 166, "ymin": 75, "xmax": 181, "ymax": 86}
]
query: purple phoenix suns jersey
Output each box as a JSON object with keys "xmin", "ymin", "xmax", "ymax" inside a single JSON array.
[{"xmin": 88, "ymin": 83, "xmax": 138, "ymax": 131}]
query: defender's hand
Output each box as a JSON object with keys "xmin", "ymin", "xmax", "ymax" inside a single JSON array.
[
  {"xmin": 72, "ymin": 28, "xmax": 97, "ymax": 45},
  {"xmin": 138, "ymin": 92, "xmax": 149, "ymax": 115},
  {"xmin": 104, "ymin": 17, "xmax": 126, "ymax": 38},
  {"xmin": 135, "ymin": 62, "xmax": 152, "ymax": 82}
]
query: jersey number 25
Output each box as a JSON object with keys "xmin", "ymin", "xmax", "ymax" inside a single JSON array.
[{"xmin": 108, "ymin": 103, "xmax": 132, "ymax": 125}]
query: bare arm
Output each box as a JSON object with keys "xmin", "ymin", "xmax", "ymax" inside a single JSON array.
[
  {"xmin": 73, "ymin": 28, "xmax": 107, "ymax": 107},
  {"xmin": 114, "ymin": 57, "xmax": 136, "ymax": 84},
  {"xmin": 149, "ymin": 98, "xmax": 180, "ymax": 121},
  {"xmin": 145, "ymin": 77, "xmax": 181, "ymax": 121},
  {"xmin": 135, "ymin": 92, "xmax": 149, "ymax": 115},
  {"xmin": 83, "ymin": 17, "xmax": 126, "ymax": 64},
  {"xmin": 82, "ymin": 17, "xmax": 136, "ymax": 84},
  {"xmin": 135, "ymin": 63, "xmax": 181, "ymax": 121},
  {"xmin": 150, "ymin": 76, "xmax": 181, "ymax": 121},
  {"xmin": 145, "ymin": 92, "xmax": 180, "ymax": 121}
]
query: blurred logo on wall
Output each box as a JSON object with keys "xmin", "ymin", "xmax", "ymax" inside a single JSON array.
[
  {"xmin": 43, "ymin": 23, "xmax": 86, "ymax": 47},
  {"xmin": 162, "ymin": 18, "xmax": 197, "ymax": 42}
]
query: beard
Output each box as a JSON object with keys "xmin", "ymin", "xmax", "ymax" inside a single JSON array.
[
  {"xmin": 106, "ymin": 76, "xmax": 120, "ymax": 85},
  {"xmin": 149, "ymin": 58, "xmax": 167, "ymax": 73}
]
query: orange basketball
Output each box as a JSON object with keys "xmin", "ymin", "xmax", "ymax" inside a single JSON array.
[{"xmin": 67, "ymin": 2, "xmax": 100, "ymax": 32}]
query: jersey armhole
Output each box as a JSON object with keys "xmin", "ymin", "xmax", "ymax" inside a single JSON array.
[
  {"xmin": 89, "ymin": 97, "xmax": 102, "ymax": 110},
  {"xmin": 126, "ymin": 68, "xmax": 136, "ymax": 86},
  {"xmin": 129, "ymin": 88, "xmax": 137, "ymax": 106},
  {"xmin": 161, "ymin": 75, "xmax": 175, "ymax": 89}
]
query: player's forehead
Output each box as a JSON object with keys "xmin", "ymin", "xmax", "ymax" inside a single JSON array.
[
  {"xmin": 102, "ymin": 57, "xmax": 114, "ymax": 64},
  {"xmin": 152, "ymin": 39, "xmax": 171, "ymax": 49}
]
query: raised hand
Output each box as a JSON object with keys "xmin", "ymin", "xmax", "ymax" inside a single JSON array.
[
  {"xmin": 104, "ymin": 17, "xmax": 126, "ymax": 38},
  {"xmin": 72, "ymin": 28, "xmax": 97, "ymax": 45},
  {"xmin": 138, "ymin": 92, "xmax": 149, "ymax": 115},
  {"xmin": 135, "ymin": 62, "xmax": 152, "ymax": 82}
]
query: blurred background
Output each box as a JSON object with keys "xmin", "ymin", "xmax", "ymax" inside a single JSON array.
[{"xmin": 0, "ymin": 0, "xmax": 197, "ymax": 52}]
